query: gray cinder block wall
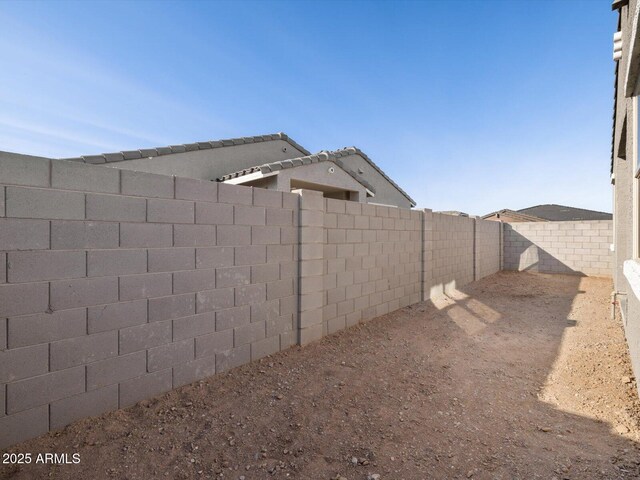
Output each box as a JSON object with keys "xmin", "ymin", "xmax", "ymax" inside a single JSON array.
[
  {"xmin": 425, "ymin": 212, "xmax": 475, "ymax": 299},
  {"xmin": 475, "ymin": 218, "xmax": 502, "ymax": 280},
  {"xmin": 2, "ymin": 154, "xmax": 595, "ymax": 449},
  {"xmin": 0, "ymin": 156, "xmax": 299, "ymax": 448},
  {"xmin": 503, "ymin": 221, "xmax": 612, "ymax": 276},
  {"xmin": 296, "ymin": 190, "xmax": 422, "ymax": 344}
]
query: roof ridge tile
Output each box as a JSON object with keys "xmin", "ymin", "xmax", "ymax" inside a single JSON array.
[
  {"xmin": 59, "ymin": 132, "xmax": 311, "ymax": 163},
  {"xmin": 334, "ymin": 146, "xmax": 415, "ymax": 205}
]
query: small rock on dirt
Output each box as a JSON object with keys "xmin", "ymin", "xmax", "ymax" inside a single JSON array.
[{"xmin": 615, "ymin": 425, "xmax": 629, "ymax": 434}]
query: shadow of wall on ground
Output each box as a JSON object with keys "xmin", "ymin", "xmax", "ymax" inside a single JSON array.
[
  {"xmin": 1, "ymin": 272, "xmax": 637, "ymax": 479},
  {"xmin": 410, "ymin": 270, "xmax": 638, "ymax": 477}
]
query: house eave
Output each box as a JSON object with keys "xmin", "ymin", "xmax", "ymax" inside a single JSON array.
[
  {"xmin": 222, "ymin": 170, "xmax": 278, "ymax": 185},
  {"xmin": 625, "ymin": 1, "xmax": 640, "ymax": 97},
  {"xmin": 613, "ymin": 0, "xmax": 629, "ymax": 11}
]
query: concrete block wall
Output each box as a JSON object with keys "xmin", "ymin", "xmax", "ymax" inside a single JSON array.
[
  {"xmin": 301, "ymin": 196, "xmax": 423, "ymax": 342},
  {"xmin": 0, "ymin": 156, "xmax": 507, "ymax": 449},
  {"xmin": 426, "ymin": 213, "xmax": 475, "ymax": 298},
  {"xmin": 297, "ymin": 190, "xmax": 326, "ymax": 345},
  {"xmin": 503, "ymin": 220, "xmax": 613, "ymax": 276},
  {"xmin": 475, "ymin": 218, "xmax": 502, "ymax": 279},
  {"xmin": 422, "ymin": 209, "xmax": 434, "ymax": 301},
  {"xmin": 0, "ymin": 156, "xmax": 299, "ymax": 448}
]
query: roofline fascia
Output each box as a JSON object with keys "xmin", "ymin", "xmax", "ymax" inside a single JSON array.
[
  {"xmin": 611, "ymin": 0, "xmax": 629, "ymax": 10},
  {"xmin": 332, "ymin": 147, "xmax": 416, "ymax": 207},
  {"xmin": 58, "ymin": 132, "xmax": 311, "ymax": 164},
  {"xmin": 613, "ymin": 0, "xmax": 629, "ymax": 11}
]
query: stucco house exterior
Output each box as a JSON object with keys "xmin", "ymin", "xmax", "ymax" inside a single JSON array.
[
  {"xmin": 611, "ymin": 0, "xmax": 640, "ymax": 393},
  {"xmin": 54, "ymin": 132, "xmax": 415, "ymax": 209}
]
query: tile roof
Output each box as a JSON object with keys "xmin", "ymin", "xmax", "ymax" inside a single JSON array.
[
  {"xmin": 437, "ymin": 211, "xmax": 470, "ymax": 217},
  {"xmin": 218, "ymin": 147, "xmax": 416, "ymax": 206},
  {"xmin": 59, "ymin": 132, "xmax": 311, "ymax": 164},
  {"xmin": 481, "ymin": 209, "xmax": 547, "ymax": 222},
  {"xmin": 335, "ymin": 147, "xmax": 415, "ymax": 207},
  {"xmin": 517, "ymin": 204, "xmax": 612, "ymax": 222},
  {"xmin": 483, "ymin": 205, "xmax": 612, "ymax": 222}
]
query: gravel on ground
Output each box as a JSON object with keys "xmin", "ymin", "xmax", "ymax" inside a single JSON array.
[{"xmin": 2, "ymin": 271, "xmax": 639, "ymax": 479}]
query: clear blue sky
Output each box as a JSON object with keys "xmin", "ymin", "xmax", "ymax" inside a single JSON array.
[{"xmin": 0, "ymin": 0, "xmax": 616, "ymax": 214}]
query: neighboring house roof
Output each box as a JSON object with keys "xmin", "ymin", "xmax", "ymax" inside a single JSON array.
[
  {"xmin": 218, "ymin": 146, "xmax": 417, "ymax": 207},
  {"xmin": 218, "ymin": 150, "xmax": 376, "ymax": 192},
  {"xmin": 55, "ymin": 131, "xmax": 415, "ymax": 206},
  {"xmin": 518, "ymin": 204, "xmax": 612, "ymax": 221},
  {"xmin": 482, "ymin": 209, "xmax": 547, "ymax": 222},
  {"xmin": 484, "ymin": 205, "xmax": 612, "ymax": 222},
  {"xmin": 437, "ymin": 211, "xmax": 469, "ymax": 217},
  {"xmin": 60, "ymin": 132, "xmax": 311, "ymax": 164},
  {"xmin": 336, "ymin": 147, "xmax": 415, "ymax": 207}
]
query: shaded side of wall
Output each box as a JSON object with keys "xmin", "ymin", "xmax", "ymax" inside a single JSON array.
[
  {"xmin": 503, "ymin": 221, "xmax": 612, "ymax": 276},
  {"xmin": 476, "ymin": 219, "xmax": 502, "ymax": 280}
]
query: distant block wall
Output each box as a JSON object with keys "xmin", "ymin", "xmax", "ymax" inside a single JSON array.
[{"xmin": 503, "ymin": 220, "xmax": 613, "ymax": 276}]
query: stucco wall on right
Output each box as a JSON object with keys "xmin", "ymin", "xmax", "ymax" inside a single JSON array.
[{"xmin": 611, "ymin": 0, "xmax": 640, "ymax": 397}]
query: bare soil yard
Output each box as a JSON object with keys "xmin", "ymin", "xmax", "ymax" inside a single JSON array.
[{"xmin": 2, "ymin": 272, "xmax": 640, "ymax": 479}]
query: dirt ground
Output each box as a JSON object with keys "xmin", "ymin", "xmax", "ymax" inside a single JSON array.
[{"xmin": 2, "ymin": 271, "xmax": 640, "ymax": 480}]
